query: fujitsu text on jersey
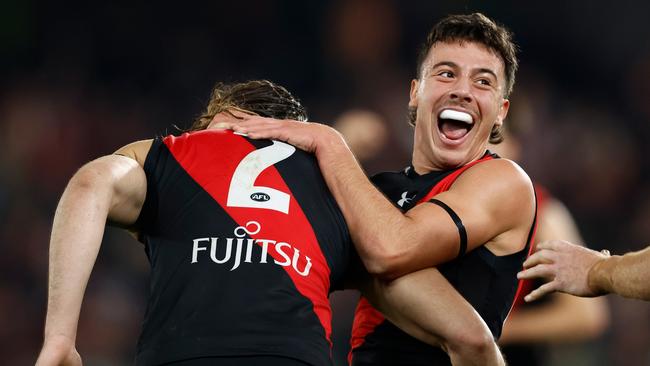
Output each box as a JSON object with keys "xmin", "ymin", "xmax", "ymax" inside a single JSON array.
[{"xmin": 191, "ymin": 221, "xmax": 313, "ymax": 276}]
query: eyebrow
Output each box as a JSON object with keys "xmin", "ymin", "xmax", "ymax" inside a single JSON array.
[
  {"xmin": 431, "ymin": 61, "xmax": 457, "ymax": 70},
  {"xmin": 475, "ymin": 68, "xmax": 498, "ymax": 81},
  {"xmin": 428, "ymin": 61, "xmax": 499, "ymax": 81},
  {"xmin": 425, "ymin": 61, "xmax": 457, "ymax": 75}
]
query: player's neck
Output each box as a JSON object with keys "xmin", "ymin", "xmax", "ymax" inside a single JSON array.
[{"xmin": 411, "ymin": 152, "xmax": 439, "ymax": 175}]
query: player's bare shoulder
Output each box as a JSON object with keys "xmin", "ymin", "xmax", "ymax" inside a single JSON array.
[
  {"xmin": 456, "ymin": 158, "xmax": 534, "ymax": 202},
  {"xmin": 114, "ymin": 139, "xmax": 154, "ymax": 167}
]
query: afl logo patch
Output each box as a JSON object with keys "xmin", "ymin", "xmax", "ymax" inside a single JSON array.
[{"xmin": 250, "ymin": 193, "xmax": 271, "ymax": 202}]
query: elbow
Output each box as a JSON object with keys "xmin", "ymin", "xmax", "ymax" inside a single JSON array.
[
  {"xmin": 354, "ymin": 218, "xmax": 420, "ymax": 280},
  {"xmin": 362, "ymin": 250, "xmax": 406, "ymax": 282},
  {"xmin": 70, "ymin": 165, "xmax": 100, "ymax": 188},
  {"xmin": 356, "ymin": 226, "xmax": 420, "ymax": 281},
  {"xmin": 445, "ymin": 326, "xmax": 500, "ymax": 365},
  {"xmin": 69, "ymin": 172, "xmax": 97, "ymax": 192},
  {"xmin": 69, "ymin": 162, "xmax": 112, "ymax": 193},
  {"xmin": 63, "ymin": 164, "xmax": 115, "ymax": 208}
]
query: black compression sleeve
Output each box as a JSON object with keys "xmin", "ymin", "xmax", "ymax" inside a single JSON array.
[{"xmin": 429, "ymin": 198, "xmax": 467, "ymax": 258}]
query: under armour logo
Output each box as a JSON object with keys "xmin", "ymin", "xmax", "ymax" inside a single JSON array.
[{"xmin": 397, "ymin": 191, "xmax": 415, "ymax": 207}]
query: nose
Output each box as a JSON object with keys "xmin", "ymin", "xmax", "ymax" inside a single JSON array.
[
  {"xmin": 449, "ymin": 80, "xmax": 473, "ymax": 104},
  {"xmin": 449, "ymin": 89, "xmax": 473, "ymax": 104}
]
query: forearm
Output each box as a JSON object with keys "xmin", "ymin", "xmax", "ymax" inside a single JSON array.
[
  {"xmin": 363, "ymin": 268, "xmax": 504, "ymax": 366},
  {"xmin": 313, "ymin": 132, "xmax": 418, "ymax": 278},
  {"xmin": 360, "ymin": 270, "xmax": 445, "ymax": 348},
  {"xmin": 44, "ymin": 176, "xmax": 112, "ymax": 342},
  {"xmin": 589, "ymin": 246, "xmax": 650, "ymax": 300}
]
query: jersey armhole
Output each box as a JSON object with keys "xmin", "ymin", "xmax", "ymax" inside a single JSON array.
[{"xmin": 133, "ymin": 137, "xmax": 164, "ymax": 242}]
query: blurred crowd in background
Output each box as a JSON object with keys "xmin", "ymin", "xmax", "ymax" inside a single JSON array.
[{"xmin": 2, "ymin": 0, "xmax": 650, "ymax": 365}]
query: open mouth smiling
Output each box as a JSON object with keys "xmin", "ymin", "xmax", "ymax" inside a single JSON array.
[{"xmin": 437, "ymin": 109, "xmax": 474, "ymax": 142}]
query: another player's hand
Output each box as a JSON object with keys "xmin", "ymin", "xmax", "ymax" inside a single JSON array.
[
  {"xmin": 230, "ymin": 116, "xmax": 342, "ymax": 154},
  {"xmin": 36, "ymin": 335, "xmax": 82, "ymax": 366},
  {"xmin": 517, "ymin": 239, "xmax": 610, "ymax": 302}
]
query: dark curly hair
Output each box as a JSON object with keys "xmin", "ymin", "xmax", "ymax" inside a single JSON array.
[{"xmin": 189, "ymin": 80, "xmax": 307, "ymax": 131}]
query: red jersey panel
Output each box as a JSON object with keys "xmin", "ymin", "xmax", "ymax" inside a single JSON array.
[{"xmin": 135, "ymin": 130, "xmax": 350, "ymax": 366}]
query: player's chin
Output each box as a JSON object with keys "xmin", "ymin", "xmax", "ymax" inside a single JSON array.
[{"xmin": 434, "ymin": 150, "xmax": 468, "ymax": 169}]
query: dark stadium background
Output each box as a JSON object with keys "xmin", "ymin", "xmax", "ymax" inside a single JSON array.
[{"xmin": 2, "ymin": 0, "xmax": 650, "ymax": 364}]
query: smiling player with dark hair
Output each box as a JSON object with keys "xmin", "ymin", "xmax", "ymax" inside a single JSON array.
[{"xmin": 230, "ymin": 13, "xmax": 537, "ymax": 365}]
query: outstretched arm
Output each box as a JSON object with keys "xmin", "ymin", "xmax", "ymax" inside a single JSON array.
[
  {"xmin": 36, "ymin": 141, "xmax": 150, "ymax": 366},
  {"xmin": 519, "ymin": 240, "xmax": 650, "ymax": 301},
  {"xmin": 231, "ymin": 117, "xmax": 535, "ymax": 280},
  {"xmin": 361, "ymin": 268, "xmax": 504, "ymax": 366}
]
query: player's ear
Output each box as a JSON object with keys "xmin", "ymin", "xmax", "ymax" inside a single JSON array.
[
  {"xmin": 409, "ymin": 79, "xmax": 419, "ymax": 108},
  {"xmin": 495, "ymin": 98, "xmax": 509, "ymax": 127}
]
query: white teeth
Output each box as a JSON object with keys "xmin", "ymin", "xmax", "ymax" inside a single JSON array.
[{"xmin": 439, "ymin": 109, "xmax": 473, "ymax": 124}]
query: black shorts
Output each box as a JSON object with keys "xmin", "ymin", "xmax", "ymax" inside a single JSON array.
[{"xmin": 161, "ymin": 355, "xmax": 313, "ymax": 366}]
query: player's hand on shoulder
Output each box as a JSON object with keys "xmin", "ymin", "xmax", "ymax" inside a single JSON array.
[{"xmin": 230, "ymin": 116, "xmax": 345, "ymax": 154}]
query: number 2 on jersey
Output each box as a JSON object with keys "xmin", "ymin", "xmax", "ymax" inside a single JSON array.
[{"xmin": 227, "ymin": 140, "xmax": 296, "ymax": 214}]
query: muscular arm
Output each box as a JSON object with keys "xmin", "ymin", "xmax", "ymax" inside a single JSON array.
[
  {"xmin": 362, "ymin": 269, "xmax": 504, "ymax": 366},
  {"xmin": 500, "ymin": 199, "xmax": 608, "ymax": 344},
  {"xmin": 232, "ymin": 118, "xmax": 535, "ymax": 280},
  {"xmin": 36, "ymin": 140, "xmax": 150, "ymax": 366}
]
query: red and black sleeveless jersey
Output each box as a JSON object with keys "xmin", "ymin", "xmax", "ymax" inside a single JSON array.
[
  {"xmin": 350, "ymin": 152, "xmax": 537, "ymax": 366},
  {"xmin": 133, "ymin": 130, "xmax": 351, "ymax": 366}
]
